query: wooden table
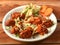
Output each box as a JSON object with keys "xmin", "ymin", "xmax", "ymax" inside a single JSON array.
[{"xmin": 0, "ymin": 0, "xmax": 60, "ymax": 45}]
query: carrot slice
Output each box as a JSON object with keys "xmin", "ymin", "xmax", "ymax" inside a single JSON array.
[
  {"xmin": 44, "ymin": 8, "xmax": 53, "ymax": 16},
  {"xmin": 40, "ymin": 5, "xmax": 47, "ymax": 13}
]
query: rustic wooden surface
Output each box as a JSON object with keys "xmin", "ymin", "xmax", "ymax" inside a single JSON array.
[{"xmin": 0, "ymin": 1, "xmax": 60, "ymax": 45}]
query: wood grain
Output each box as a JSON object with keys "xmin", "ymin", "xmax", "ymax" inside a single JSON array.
[
  {"xmin": 0, "ymin": 0, "xmax": 60, "ymax": 1},
  {"xmin": 0, "ymin": 1, "xmax": 60, "ymax": 44},
  {"xmin": 0, "ymin": 23, "xmax": 60, "ymax": 44}
]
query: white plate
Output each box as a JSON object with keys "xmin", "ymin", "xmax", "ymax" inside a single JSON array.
[{"xmin": 2, "ymin": 5, "xmax": 57, "ymax": 42}]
